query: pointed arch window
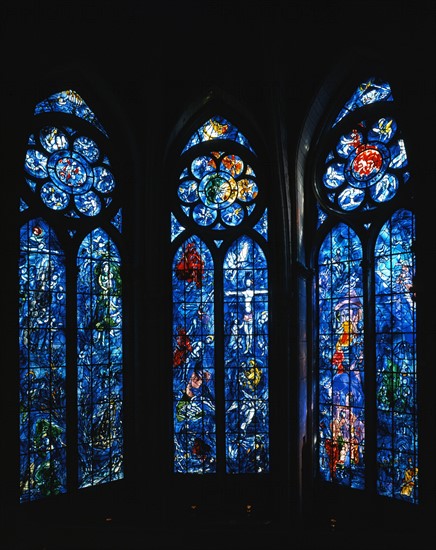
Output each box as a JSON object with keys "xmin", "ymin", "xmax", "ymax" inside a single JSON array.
[
  {"xmin": 171, "ymin": 115, "xmax": 270, "ymax": 474},
  {"xmin": 19, "ymin": 90, "xmax": 124, "ymax": 502},
  {"xmin": 315, "ymin": 77, "xmax": 418, "ymax": 502}
]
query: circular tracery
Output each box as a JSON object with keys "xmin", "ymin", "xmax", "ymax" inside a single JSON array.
[
  {"xmin": 320, "ymin": 117, "xmax": 407, "ymax": 212},
  {"xmin": 178, "ymin": 152, "xmax": 258, "ymax": 228},
  {"xmin": 198, "ymin": 172, "xmax": 238, "ymax": 209},
  {"xmin": 49, "ymin": 151, "xmax": 92, "ymax": 194},
  {"xmin": 24, "ymin": 125, "xmax": 116, "ymax": 217}
]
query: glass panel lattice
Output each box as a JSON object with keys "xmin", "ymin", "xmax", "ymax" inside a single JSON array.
[
  {"xmin": 172, "ymin": 114, "xmax": 269, "ymax": 474},
  {"xmin": 374, "ymin": 209, "xmax": 418, "ymax": 502},
  {"xmin": 19, "ymin": 218, "xmax": 67, "ymax": 501},
  {"xmin": 172, "ymin": 236, "xmax": 216, "ymax": 473},
  {"xmin": 77, "ymin": 230, "xmax": 124, "ymax": 487},
  {"xmin": 223, "ymin": 237, "xmax": 269, "ymax": 473},
  {"xmin": 318, "ymin": 224, "xmax": 365, "ymax": 489}
]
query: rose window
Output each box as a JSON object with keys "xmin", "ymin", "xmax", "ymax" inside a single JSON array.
[
  {"xmin": 321, "ymin": 117, "xmax": 409, "ymax": 212},
  {"xmin": 177, "ymin": 151, "xmax": 258, "ymax": 228},
  {"xmin": 24, "ymin": 125, "xmax": 116, "ymax": 217}
]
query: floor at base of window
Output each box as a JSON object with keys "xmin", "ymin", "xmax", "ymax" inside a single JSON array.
[{"xmin": 3, "ymin": 519, "xmax": 429, "ymax": 550}]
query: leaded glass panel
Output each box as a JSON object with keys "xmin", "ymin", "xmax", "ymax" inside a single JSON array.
[
  {"xmin": 77, "ymin": 230, "xmax": 124, "ymax": 487},
  {"xmin": 333, "ymin": 77, "xmax": 393, "ymax": 127},
  {"xmin": 19, "ymin": 89, "xmax": 124, "ymax": 501},
  {"xmin": 172, "ymin": 236, "xmax": 216, "ymax": 473},
  {"xmin": 224, "ymin": 237, "xmax": 269, "ymax": 473},
  {"xmin": 315, "ymin": 77, "xmax": 418, "ymax": 503},
  {"xmin": 318, "ymin": 224, "xmax": 365, "ymax": 489},
  {"xmin": 374, "ymin": 209, "xmax": 418, "ymax": 502},
  {"xmin": 19, "ymin": 218, "xmax": 67, "ymax": 501},
  {"xmin": 172, "ymin": 114, "xmax": 269, "ymax": 474}
]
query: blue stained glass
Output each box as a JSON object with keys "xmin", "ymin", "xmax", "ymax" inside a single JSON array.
[
  {"xmin": 172, "ymin": 237, "xmax": 216, "ymax": 473},
  {"xmin": 77, "ymin": 229, "xmax": 124, "ymax": 487},
  {"xmin": 223, "ymin": 237, "xmax": 270, "ymax": 473},
  {"xmin": 111, "ymin": 209, "xmax": 122, "ymax": 232},
  {"xmin": 374, "ymin": 209, "xmax": 418, "ymax": 502},
  {"xmin": 368, "ymin": 117, "xmax": 396, "ymax": 143},
  {"xmin": 323, "ymin": 162, "xmax": 345, "ymax": 189},
  {"xmin": 171, "ymin": 212, "xmax": 185, "ymax": 242},
  {"xmin": 213, "ymin": 222, "xmax": 226, "ymax": 231},
  {"xmin": 389, "ymin": 140, "xmax": 407, "ymax": 169},
  {"xmin": 318, "ymin": 224, "xmax": 365, "ymax": 489},
  {"xmin": 317, "ymin": 205, "xmax": 327, "ymax": 228},
  {"xmin": 173, "ymin": 114, "xmax": 268, "ymax": 474},
  {"xmin": 316, "ymin": 76, "xmax": 418, "ymax": 504},
  {"xmin": 221, "ymin": 203, "xmax": 245, "ymax": 226},
  {"xmin": 74, "ymin": 190, "xmax": 102, "ymax": 216},
  {"xmin": 25, "ymin": 122, "xmax": 117, "ymax": 218},
  {"xmin": 25, "ymin": 92, "xmax": 117, "ymax": 220},
  {"xmin": 182, "ymin": 115, "xmax": 255, "ymax": 154},
  {"xmin": 20, "ymin": 89, "xmax": 124, "ymax": 501},
  {"xmin": 19, "ymin": 218, "xmax": 67, "ymax": 502},
  {"xmin": 24, "ymin": 149, "xmax": 48, "ymax": 178},
  {"xmin": 323, "ymin": 118, "xmax": 408, "ymax": 212},
  {"xmin": 35, "ymin": 90, "xmax": 108, "ymax": 136},
  {"xmin": 333, "ymin": 77, "xmax": 393, "ymax": 127},
  {"xmin": 253, "ymin": 208, "xmax": 268, "ymax": 239},
  {"xmin": 93, "ymin": 166, "xmax": 116, "ymax": 193},
  {"xmin": 178, "ymin": 152, "xmax": 258, "ymax": 230},
  {"xmin": 73, "ymin": 136, "xmax": 100, "ymax": 162}
]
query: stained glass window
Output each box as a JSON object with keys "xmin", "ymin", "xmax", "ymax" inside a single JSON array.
[
  {"xmin": 315, "ymin": 78, "xmax": 418, "ymax": 503},
  {"xmin": 19, "ymin": 219, "xmax": 68, "ymax": 500},
  {"xmin": 19, "ymin": 90, "xmax": 124, "ymax": 502},
  {"xmin": 374, "ymin": 209, "xmax": 417, "ymax": 500},
  {"xmin": 172, "ymin": 115, "xmax": 270, "ymax": 474},
  {"xmin": 77, "ymin": 230, "xmax": 123, "ymax": 488},
  {"xmin": 318, "ymin": 224, "xmax": 365, "ymax": 489}
]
